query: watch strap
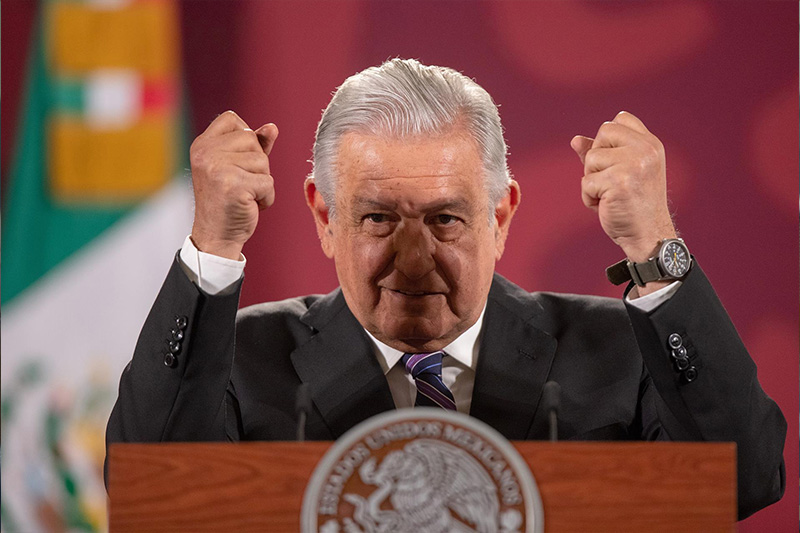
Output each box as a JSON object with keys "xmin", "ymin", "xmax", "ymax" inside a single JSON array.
[
  {"xmin": 630, "ymin": 258, "xmax": 662, "ymax": 286},
  {"xmin": 606, "ymin": 259, "xmax": 631, "ymax": 286},
  {"xmin": 605, "ymin": 256, "xmax": 665, "ymax": 287}
]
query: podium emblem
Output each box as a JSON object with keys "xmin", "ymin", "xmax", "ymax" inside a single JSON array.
[{"xmin": 302, "ymin": 409, "xmax": 543, "ymax": 532}]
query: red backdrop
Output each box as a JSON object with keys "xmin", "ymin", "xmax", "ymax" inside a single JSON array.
[{"xmin": 3, "ymin": 1, "xmax": 797, "ymax": 530}]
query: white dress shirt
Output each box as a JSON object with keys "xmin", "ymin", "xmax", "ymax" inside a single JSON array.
[{"xmin": 178, "ymin": 235, "xmax": 681, "ymax": 413}]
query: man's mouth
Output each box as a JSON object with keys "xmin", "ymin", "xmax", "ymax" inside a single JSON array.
[{"xmin": 386, "ymin": 288, "xmax": 440, "ymax": 297}]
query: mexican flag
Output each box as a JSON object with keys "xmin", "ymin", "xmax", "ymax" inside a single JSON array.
[{"xmin": 1, "ymin": 1, "xmax": 192, "ymax": 530}]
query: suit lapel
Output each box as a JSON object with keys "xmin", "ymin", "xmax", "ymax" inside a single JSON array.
[
  {"xmin": 470, "ymin": 275, "xmax": 558, "ymax": 440},
  {"xmin": 290, "ymin": 290, "xmax": 395, "ymax": 439},
  {"xmin": 290, "ymin": 275, "xmax": 557, "ymax": 441}
]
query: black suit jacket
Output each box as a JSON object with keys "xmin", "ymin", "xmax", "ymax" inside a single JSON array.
[{"xmin": 106, "ymin": 255, "xmax": 786, "ymax": 519}]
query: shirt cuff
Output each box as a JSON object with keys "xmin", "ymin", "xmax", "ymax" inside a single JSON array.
[
  {"xmin": 178, "ymin": 235, "xmax": 246, "ymax": 295},
  {"xmin": 625, "ymin": 280, "xmax": 682, "ymax": 313}
]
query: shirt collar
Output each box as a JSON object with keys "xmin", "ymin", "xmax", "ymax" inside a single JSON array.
[{"xmin": 365, "ymin": 304, "xmax": 487, "ymax": 375}]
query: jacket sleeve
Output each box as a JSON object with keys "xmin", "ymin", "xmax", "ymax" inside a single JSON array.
[
  {"xmin": 625, "ymin": 261, "xmax": 786, "ymax": 519},
  {"xmin": 106, "ymin": 252, "xmax": 243, "ymax": 450}
]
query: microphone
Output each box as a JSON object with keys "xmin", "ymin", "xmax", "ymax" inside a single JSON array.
[
  {"xmin": 295, "ymin": 383, "xmax": 312, "ymax": 442},
  {"xmin": 542, "ymin": 381, "xmax": 561, "ymax": 442}
]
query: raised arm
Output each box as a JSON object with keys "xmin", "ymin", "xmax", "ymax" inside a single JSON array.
[
  {"xmin": 106, "ymin": 111, "xmax": 278, "ymax": 460},
  {"xmin": 571, "ymin": 111, "xmax": 786, "ymax": 518}
]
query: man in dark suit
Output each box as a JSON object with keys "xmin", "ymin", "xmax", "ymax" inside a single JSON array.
[{"xmin": 106, "ymin": 59, "xmax": 785, "ymax": 519}]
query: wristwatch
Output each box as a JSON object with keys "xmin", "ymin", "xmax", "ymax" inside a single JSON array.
[{"xmin": 606, "ymin": 238, "xmax": 692, "ymax": 287}]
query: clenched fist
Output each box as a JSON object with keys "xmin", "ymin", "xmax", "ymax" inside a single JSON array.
[
  {"xmin": 189, "ymin": 111, "xmax": 278, "ymax": 260},
  {"xmin": 571, "ymin": 111, "xmax": 677, "ymax": 271}
]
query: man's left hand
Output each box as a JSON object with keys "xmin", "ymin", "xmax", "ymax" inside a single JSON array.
[{"xmin": 570, "ymin": 111, "xmax": 677, "ymax": 267}]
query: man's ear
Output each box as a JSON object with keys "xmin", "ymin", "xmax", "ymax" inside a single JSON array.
[
  {"xmin": 304, "ymin": 177, "xmax": 335, "ymax": 258},
  {"xmin": 494, "ymin": 179, "xmax": 521, "ymax": 260}
]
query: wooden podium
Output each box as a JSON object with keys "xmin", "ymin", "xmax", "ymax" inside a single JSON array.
[{"xmin": 108, "ymin": 441, "xmax": 736, "ymax": 532}]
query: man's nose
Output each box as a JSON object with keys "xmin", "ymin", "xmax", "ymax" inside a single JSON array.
[{"xmin": 393, "ymin": 222, "xmax": 435, "ymax": 280}]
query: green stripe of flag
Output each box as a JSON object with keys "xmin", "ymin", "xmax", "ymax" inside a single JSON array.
[{"xmin": 52, "ymin": 77, "xmax": 84, "ymax": 114}]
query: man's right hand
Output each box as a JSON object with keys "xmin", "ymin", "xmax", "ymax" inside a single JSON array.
[{"xmin": 189, "ymin": 111, "xmax": 279, "ymax": 260}]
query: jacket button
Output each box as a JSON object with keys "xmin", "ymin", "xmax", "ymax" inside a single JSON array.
[
  {"xmin": 175, "ymin": 315, "xmax": 188, "ymax": 329},
  {"xmin": 164, "ymin": 353, "xmax": 177, "ymax": 368},
  {"xmin": 170, "ymin": 328, "xmax": 184, "ymax": 342},
  {"xmin": 674, "ymin": 357, "xmax": 690, "ymax": 371},
  {"xmin": 684, "ymin": 366, "xmax": 698, "ymax": 382},
  {"xmin": 671, "ymin": 346, "xmax": 687, "ymax": 360},
  {"xmin": 667, "ymin": 333, "xmax": 683, "ymax": 349},
  {"xmin": 169, "ymin": 341, "xmax": 181, "ymax": 354}
]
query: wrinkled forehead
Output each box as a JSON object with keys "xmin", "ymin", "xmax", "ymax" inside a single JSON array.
[{"xmin": 334, "ymin": 129, "xmax": 485, "ymax": 189}]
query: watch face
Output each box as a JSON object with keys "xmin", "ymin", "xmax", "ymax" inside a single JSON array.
[{"xmin": 660, "ymin": 240, "xmax": 691, "ymax": 277}]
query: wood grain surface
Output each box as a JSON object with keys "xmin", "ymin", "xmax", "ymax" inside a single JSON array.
[{"xmin": 108, "ymin": 441, "xmax": 735, "ymax": 532}]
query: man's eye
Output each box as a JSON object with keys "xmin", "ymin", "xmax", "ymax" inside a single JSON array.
[
  {"xmin": 436, "ymin": 214, "xmax": 459, "ymax": 225},
  {"xmin": 365, "ymin": 213, "xmax": 388, "ymax": 223}
]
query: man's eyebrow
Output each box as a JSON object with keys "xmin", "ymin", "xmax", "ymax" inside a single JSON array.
[
  {"xmin": 426, "ymin": 199, "xmax": 472, "ymax": 213},
  {"xmin": 351, "ymin": 197, "xmax": 396, "ymax": 211},
  {"xmin": 351, "ymin": 196, "xmax": 473, "ymax": 213}
]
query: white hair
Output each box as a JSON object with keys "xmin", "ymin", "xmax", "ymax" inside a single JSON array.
[{"xmin": 311, "ymin": 58, "xmax": 511, "ymax": 218}]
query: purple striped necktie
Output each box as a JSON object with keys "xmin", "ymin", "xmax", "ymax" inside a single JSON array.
[{"xmin": 402, "ymin": 351, "xmax": 457, "ymax": 411}]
